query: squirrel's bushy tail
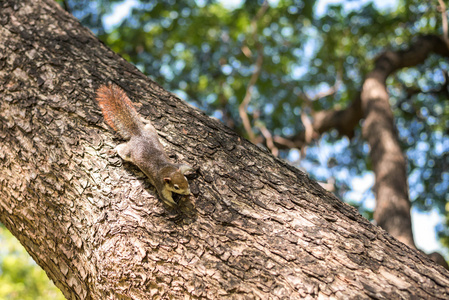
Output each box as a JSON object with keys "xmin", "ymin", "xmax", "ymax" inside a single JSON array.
[{"xmin": 95, "ymin": 84, "xmax": 142, "ymax": 139}]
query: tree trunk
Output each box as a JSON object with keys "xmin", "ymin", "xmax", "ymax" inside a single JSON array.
[
  {"xmin": 361, "ymin": 36, "xmax": 449, "ymax": 248},
  {"xmin": 275, "ymin": 35, "xmax": 449, "ymax": 252},
  {"xmin": 0, "ymin": 0, "xmax": 448, "ymax": 299}
]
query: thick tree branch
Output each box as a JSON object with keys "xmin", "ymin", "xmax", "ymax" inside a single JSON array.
[
  {"xmin": 361, "ymin": 34, "xmax": 449, "ymax": 248},
  {"xmin": 261, "ymin": 35, "xmax": 449, "ymax": 154},
  {"xmin": 257, "ymin": 95, "xmax": 362, "ymax": 151},
  {"xmin": 312, "ymin": 94, "xmax": 362, "ymax": 138}
]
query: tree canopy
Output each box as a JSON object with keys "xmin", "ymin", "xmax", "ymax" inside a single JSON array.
[{"xmin": 0, "ymin": 225, "xmax": 65, "ymax": 299}]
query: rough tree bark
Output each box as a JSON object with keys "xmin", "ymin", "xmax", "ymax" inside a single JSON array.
[{"xmin": 1, "ymin": 0, "xmax": 449, "ymax": 299}]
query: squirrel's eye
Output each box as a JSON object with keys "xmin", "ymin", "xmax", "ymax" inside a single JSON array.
[{"xmin": 174, "ymin": 185, "xmax": 180, "ymax": 190}]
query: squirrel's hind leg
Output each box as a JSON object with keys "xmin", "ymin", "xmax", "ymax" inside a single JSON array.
[{"xmin": 116, "ymin": 143, "xmax": 133, "ymax": 162}]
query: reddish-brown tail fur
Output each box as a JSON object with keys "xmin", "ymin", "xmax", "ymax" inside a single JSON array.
[{"xmin": 95, "ymin": 84, "xmax": 142, "ymax": 139}]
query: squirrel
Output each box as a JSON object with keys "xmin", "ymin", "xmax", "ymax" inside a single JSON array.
[{"xmin": 95, "ymin": 83, "xmax": 193, "ymax": 207}]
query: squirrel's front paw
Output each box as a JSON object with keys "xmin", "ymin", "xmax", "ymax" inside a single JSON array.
[{"xmin": 161, "ymin": 189, "xmax": 177, "ymax": 207}]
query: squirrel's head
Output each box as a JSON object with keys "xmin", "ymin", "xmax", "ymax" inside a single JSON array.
[{"xmin": 164, "ymin": 170, "xmax": 190, "ymax": 195}]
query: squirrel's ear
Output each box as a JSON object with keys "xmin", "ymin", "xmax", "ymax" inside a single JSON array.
[
  {"xmin": 178, "ymin": 164, "xmax": 194, "ymax": 175},
  {"xmin": 164, "ymin": 177, "xmax": 172, "ymax": 184}
]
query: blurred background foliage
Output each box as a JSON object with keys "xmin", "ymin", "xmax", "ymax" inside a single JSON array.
[
  {"xmin": 1, "ymin": 0, "xmax": 448, "ymax": 297},
  {"xmin": 0, "ymin": 225, "xmax": 65, "ymax": 299}
]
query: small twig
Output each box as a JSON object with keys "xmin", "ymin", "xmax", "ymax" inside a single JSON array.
[
  {"xmin": 294, "ymin": 74, "xmax": 341, "ymax": 155},
  {"xmin": 309, "ymin": 73, "xmax": 341, "ymax": 102},
  {"xmin": 273, "ymin": 136, "xmax": 301, "ymax": 149},
  {"xmin": 438, "ymin": 0, "xmax": 449, "ymax": 47},
  {"xmin": 238, "ymin": 2, "xmax": 268, "ymax": 142},
  {"xmin": 300, "ymin": 112, "xmax": 314, "ymax": 157},
  {"xmin": 296, "ymin": 73, "xmax": 340, "ymax": 110},
  {"xmin": 256, "ymin": 123, "xmax": 278, "ymax": 156},
  {"xmin": 238, "ymin": 46, "xmax": 263, "ymax": 142},
  {"xmin": 251, "ymin": 1, "xmax": 269, "ymax": 33},
  {"xmin": 311, "ymin": 81, "xmax": 340, "ymax": 101},
  {"xmin": 241, "ymin": 45, "xmax": 252, "ymax": 58}
]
